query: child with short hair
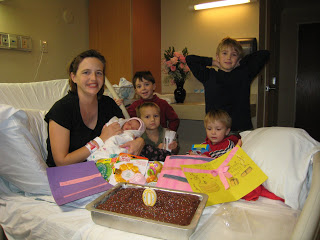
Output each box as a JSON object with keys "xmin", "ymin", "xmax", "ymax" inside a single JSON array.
[
  {"xmin": 127, "ymin": 71, "xmax": 180, "ymax": 131},
  {"xmin": 137, "ymin": 102, "xmax": 179, "ymax": 155},
  {"xmin": 190, "ymin": 109, "xmax": 240, "ymax": 159},
  {"xmin": 186, "ymin": 37, "xmax": 270, "ymax": 133}
]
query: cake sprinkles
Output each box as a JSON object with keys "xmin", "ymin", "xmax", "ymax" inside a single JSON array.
[{"xmin": 96, "ymin": 187, "xmax": 201, "ymax": 226}]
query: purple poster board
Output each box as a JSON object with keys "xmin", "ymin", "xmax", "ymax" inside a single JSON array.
[{"xmin": 46, "ymin": 161, "xmax": 113, "ymax": 205}]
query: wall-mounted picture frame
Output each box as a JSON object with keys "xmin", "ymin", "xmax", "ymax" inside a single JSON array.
[{"xmin": 235, "ymin": 38, "xmax": 257, "ymax": 56}]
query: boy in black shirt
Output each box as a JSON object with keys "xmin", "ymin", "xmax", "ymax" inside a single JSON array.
[{"xmin": 186, "ymin": 37, "xmax": 270, "ymax": 132}]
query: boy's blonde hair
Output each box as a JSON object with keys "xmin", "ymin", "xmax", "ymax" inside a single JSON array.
[
  {"xmin": 136, "ymin": 102, "xmax": 160, "ymax": 118},
  {"xmin": 204, "ymin": 109, "xmax": 232, "ymax": 129},
  {"xmin": 216, "ymin": 37, "xmax": 244, "ymax": 59}
]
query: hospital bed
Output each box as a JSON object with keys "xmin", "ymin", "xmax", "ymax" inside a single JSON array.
[{"xmin": 0, "ymin": 79, "xmax": 319, "ymax": 240}]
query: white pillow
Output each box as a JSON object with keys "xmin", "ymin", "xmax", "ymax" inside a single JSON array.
[
  {"xmin": 0, "ymin": 104, "xmax": 51, "ymax": 195},
  {"xmin": 23, "ymin": 108, "xmax": 48, "ymax": 161},
  {"xmin": 240, "ymin": 127, "xmax": 320, "ymax": 210}
]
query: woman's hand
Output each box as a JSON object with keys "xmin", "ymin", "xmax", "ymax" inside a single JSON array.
[
  {"xmin": 120, "ymin": 137, "xmax": 145, "ymax": 156},
  {"xmin": 100, "ymin": 122, "xmax": 123, "ymax": 142}
]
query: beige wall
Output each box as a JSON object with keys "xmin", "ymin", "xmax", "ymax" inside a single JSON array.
[
  {"xmin": 161, "ymin": 0, "xmax": 260, "ymax": 94},
  {"xmin": 0, "ymin": 0, "xmax": 259, "ymax": 90},
  {"xmin": 0, "ymin": 0, "xmax": 89, "ymax": 83}
]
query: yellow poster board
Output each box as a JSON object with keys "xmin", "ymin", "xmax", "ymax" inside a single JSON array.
[{"xmin": 181, "ymin": 146, "xmax": 268, "ymax": 206}]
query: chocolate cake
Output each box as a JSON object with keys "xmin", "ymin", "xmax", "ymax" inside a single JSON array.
[{"xmin": 96, "ymin": 187, "xmax": 200, "ymax": 226}]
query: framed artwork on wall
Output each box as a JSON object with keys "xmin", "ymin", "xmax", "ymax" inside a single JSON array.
[{"xmin": 236, "ymin": 38, "xmax": 257, "ymax": 56}]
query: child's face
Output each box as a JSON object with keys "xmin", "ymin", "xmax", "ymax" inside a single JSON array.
[
  {"xmin": 216, "ymin": 46, "xmax": 240, "ymax": 72},
  {"xmin": 139, "ymin": 106, "xmax": 160, "ymax": 130},
  {"xmin": 205, "ymin": 120, "xmax": 230, "ymax": 145},
  {"xmin": 135, "ymin": 78, "xmax": 156, "ymax": 100},
  {"xmin": 122, "ymin": 119, "xmax": 140, "ymax": 130}
]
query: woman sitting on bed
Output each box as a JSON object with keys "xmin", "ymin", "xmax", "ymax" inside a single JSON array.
[{"xmin": 45, "ymin": 49, "xmax": 145, "ymax": 167}]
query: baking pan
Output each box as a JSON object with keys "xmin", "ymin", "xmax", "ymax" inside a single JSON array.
[{"xmin": 86, "ymin": 183, "xmax": 208, "ymax": 240}]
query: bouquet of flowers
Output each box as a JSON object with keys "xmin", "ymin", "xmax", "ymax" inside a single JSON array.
[{"xmin": 163, "ymin": 46, "xmax": 190, "ymax": 85}]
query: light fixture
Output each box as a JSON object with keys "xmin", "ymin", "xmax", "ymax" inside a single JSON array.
[{"xmin": 194, "ymin": 0, "xmax": 252, "ymax": 10}]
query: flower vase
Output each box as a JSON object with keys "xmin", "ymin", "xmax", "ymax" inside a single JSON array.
[{"xmin": 174, "ymin": 81, "xmax": 186, "ymax": 103}]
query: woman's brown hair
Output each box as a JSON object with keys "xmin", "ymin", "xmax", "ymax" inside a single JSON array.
[{"xmin": 68, "ymin": 49, "xmax": 106, "ymax": 98}]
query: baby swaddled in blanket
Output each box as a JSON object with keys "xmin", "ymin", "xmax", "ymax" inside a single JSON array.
[{"xmin": 87, "ymin": 116, "xmax": 146, "ymax": 161}]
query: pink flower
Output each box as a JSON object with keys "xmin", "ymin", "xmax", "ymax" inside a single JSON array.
[
  {"xmin": 173, "ymin": 52, "xmax": 183, "ymax": 58},
  {"xmin": 183, "ymin": 65, "xmax": 190, "ymax": 72},
  {"xmin": 166, "ymin": 60, "xmax": 172, "ymax": 67},
  {"xmin": 170, "ymin": 57, "xmax": 178, "ymax": 65},
  {"xmin": 179, "ymin": 56, "xmax": 186, "ymax": 63},
  {"xmin": 163, "ymin": 47, "xmax": 190, "ymax": 84}
]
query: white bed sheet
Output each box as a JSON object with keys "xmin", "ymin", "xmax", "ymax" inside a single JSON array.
[
  {"xmin": 0, "ymin": 195, "xmax": 217, "ymax": 240},
  {"xmin": 0, "ymin": 193, "xmax": 154, "ymax": 240},
  {"xmin": 0, "ymin": 177, "xmax": 300, "ymax": 240},
  {"xmin": 191, "ymin": 198, "xmax": 300, "ymax": 240}
]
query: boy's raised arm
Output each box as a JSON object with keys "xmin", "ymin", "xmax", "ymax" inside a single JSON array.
[
  {"xmin": 186, "ymin": 55, "xmax": 214, "ymax": 83},
  {"xmin": 239, "ymin": 50, "xmax": 270, "ymax": 79}
]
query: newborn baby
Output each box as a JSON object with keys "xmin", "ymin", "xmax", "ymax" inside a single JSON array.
[{"xmin": 87, "ymin": 116, "xmax": 146, "ymax": 161}]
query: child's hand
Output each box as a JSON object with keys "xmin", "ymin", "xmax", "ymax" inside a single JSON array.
[
  {"xmin": 188, "ymin": 151, "xmax": 198, "ymax": 155},
  {"xmin": 212, "ymin": 59, "xmax": 221, "ymax": 69},
  {"xmin": 158, "ymin": 143, "xmax": 164, "ymax": 149},
  {"xmin": 114, "ymin": 98, "xmax": 123, "ymax": 106},
  {"xmin": 235, "ymin": 59, "xmax": 241, "ymax": 68},
  {"xmin": 236, "ymin": 138, "xmax": 242, "ymax": 147},
  {"xmin": 169, "ymin": 141, "xmax": 179, "ymax": 154},
  {"xmin": 168, "ymin": 141, "xmax": 178, "ymax": 150}
]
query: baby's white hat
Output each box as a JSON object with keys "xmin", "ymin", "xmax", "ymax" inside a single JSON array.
[{"xmin": 109, "ymin": 116, "xmax": 146, "ymax": 137}]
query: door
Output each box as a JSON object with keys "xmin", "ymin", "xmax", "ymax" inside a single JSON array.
[
  {"xmin": 295, "ymin": 23, "xmax": 320, "ymax": 141},
  {"xmin": 89, "ymin": 0, "xmax": 161, "ymax": 91},
  {"xmin": 257, "ymin": 0, "xmax": 280, "ymax": 128},
  {"xmin": 259, "ymin": 0, "xmax": 320, "ymax": 142},
  {"xmin": 277, "ymin": 2, "xmax": 320, "ymax": 141}
]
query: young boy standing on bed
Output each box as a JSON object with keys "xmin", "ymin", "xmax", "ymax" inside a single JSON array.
[
  {"xmin": 189, "ymin": 109, "xmax": 240, "ymax": 159},
  {"xmin": 186, "ymin": 37, "xmax": 270, "ymax": 134},
  {"xmin": 126, "ymin": 71, "xmax": 180, "ymax": 131}
]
